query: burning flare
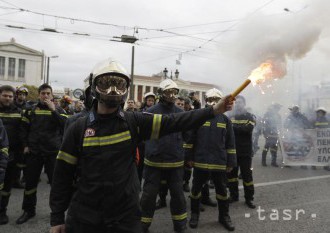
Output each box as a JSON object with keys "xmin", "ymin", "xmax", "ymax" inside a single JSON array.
[{"xmin": 231, "ymin": 61, "xmax": 280, "ymax": 97}]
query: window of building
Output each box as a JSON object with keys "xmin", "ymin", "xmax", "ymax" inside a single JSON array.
[
  {"xmin": 8, "ymin": 57, "xmax": 15, "ymax": 79},
  {"xmin": 0, "ymin": 56, "xmax": 5, "ymax": 77},
  {"xmin": 18, "ymin": 59, "xmax": 25, "ymax": 78},
  {"xmin": 153, "ymin": 87, "xmax": 158, "ymax": 94},
  {"xmin": 138, "ymin": 85, "xmax": 143, "ymax": 102},
  {"xmin": 146, "ymin": 86, "xmax": 150, "ymax": 93}
]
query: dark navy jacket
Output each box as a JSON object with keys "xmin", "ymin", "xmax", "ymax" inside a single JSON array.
[
  {"xmin": 144, "ymin": 102, "xmax": 186, "ymax": 168},
  {"xmin": 186, "ymin": 113, "xmax": 237, "ymax": 171}
]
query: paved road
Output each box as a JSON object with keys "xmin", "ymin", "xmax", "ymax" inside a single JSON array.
[{"xmin": 1, "ymin": 151, "xmax": 330, "ymax": 233}]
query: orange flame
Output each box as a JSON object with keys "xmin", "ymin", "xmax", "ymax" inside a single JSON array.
[{"xmin": 248, "ymin": 62, "xmax": 274, "ymax": 85}]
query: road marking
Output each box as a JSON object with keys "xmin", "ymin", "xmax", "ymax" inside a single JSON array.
[{"xmin": 246, "ymin": 175, "xmax": 330, "ymax": 188}]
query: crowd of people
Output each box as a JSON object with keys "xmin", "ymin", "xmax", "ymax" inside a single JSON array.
[{"xmin": 0, "ymin": 58, "xmax": 328, "ymax": 233}]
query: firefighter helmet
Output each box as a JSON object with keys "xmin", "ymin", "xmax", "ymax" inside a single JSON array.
[
  {"xmin": 90, "ymin": 58, "xmax": 130, "ymax": 108},
  {"xmin": 61, "ymin": 95, "xmax": 73, "ymax": 105},
  {"xmin": 16, "ymin": 86, "xmax": 29, "ymax": 95},
  {"xmin": 157, "ymin": 79, "xmax": 179, "ymax": 103},
  {"xmin": 315, "ymin": 106, "xmax": 326, "ymax": 113},
  {"xmin": 205, "ymin": 88, "xmax": 223, "ymax": 106},
  {"xmin": 144, "ymin": 92, "xmax": 156, "ymax": 99}
]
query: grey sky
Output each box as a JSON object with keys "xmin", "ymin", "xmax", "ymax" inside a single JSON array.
[{"xmin": 0, "ymin": 0, "xmax": 329, "ymax": 113}]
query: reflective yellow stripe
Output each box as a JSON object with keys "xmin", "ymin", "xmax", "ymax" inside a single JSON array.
[
  {"xmin": 203, "ymin": 121, "xmax": 210, "ymax": 127},
  {"xmin": 0, "ymin": 113, "xmax": 21, "ymax": 118},
  {"xmin": 216, "ymin": 194, "xmax": 228, "ymax": 200},
  {"xmin": 60, "ymin": 114, "xmax": 69, "ymax": 118},
  {"xmin": 141, "ymin": 217, "xmax": 152, "ymax": 223},
  {"xmin": 0, "ymin": 148, "xmax": 8, "ymax": 157},
  {"xmin": 24, "ymin": 188, "xmax": 37, "ymax": 195},
  {"xmin": 150, "ymin": 114, "xmax": 162, "ymax": 139},
  {"xmin": 57, "ymin": 151, "xmax": 78, "ymax": 165},
  {"xmin": 144, "ymin": 159, "xmax": 184, "ymax": 168},
  {"xmin": 193, "ymin": 162, "xmax": 226, "ymax": 170},
  {"xmin": 190, "ymin": 192, "xmax": 201, "ymax": 199},
  {"xmin": 34, "ymin": 110, "xmax": 52, "ymax": 115},
  {"xmin": 172, "ymin": 212, "xmax": 187, "ymax": 221},
  {"xmin": 243, "ymin": 181, "xmax": 254, "ymax": 186},
  {"xmin": 16, "ymin": 163, "xmax": 27, "ymax": 168},
  {"xmin": 249, "ymin": 121, "xmax": 255, "ymax": 126},
  {"xmin": 83, "ymin": 131, "xmax": 131, "ymax": 147},
  {"xmin": 183, "ymin": 144, "xmax": 193, "ymax": 149},
  {"xmin": 0, "ymin": 191, "xmax": 10, "ymax": 196},
  {"xmin": 22, "ymin": 117, "xmax": 30, "ymax": 123},
  {"xmin": 217, "ymin": 123, "xmax": 226, "ymax": 128},
  {"xmin": 226, "ymin": 149, "xmax": 236, "ymax": 154},
  {"xmin": 315, "ymin": 122, "xmax": 329, "ymax": 126},
  {"xmin": 231, "ymin": 119, "xmax": 255, "ymax": 126},
  {"xmin": 228, "ymin": 178, "xmax": 238, "ymax": 183},
  {"xmin": 0, "ymin": 183, "xmax": 3, "ymax": 190}
]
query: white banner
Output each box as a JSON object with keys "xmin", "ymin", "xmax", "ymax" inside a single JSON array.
[{"xmin": 280, "ymin": 128, "xmax": 330, "ymax": 166}]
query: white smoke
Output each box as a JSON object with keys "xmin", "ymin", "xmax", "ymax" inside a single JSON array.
[{"xmin": 220, "ymin": 0, "xmax": 330, "ymax": 115}]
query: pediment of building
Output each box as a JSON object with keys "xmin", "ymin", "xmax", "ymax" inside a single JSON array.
[{"xmin": 0, "ymin": 42, "xmax": 43, "ymax": 56}]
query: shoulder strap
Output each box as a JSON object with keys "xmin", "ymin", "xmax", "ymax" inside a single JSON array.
[
  {"xmin": 123, "ymin": 111, "xmax": 139, "ymax": 148},
  {"xmin": 74, "ymin": 116, "xmax": 88, "ymax": 154}
]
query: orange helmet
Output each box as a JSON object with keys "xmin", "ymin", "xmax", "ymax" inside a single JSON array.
[{"xmin": 61, "ymin": 95, "xmax": 73, "ymax": 104}]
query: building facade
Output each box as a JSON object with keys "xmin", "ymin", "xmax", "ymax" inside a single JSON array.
[{"xmin": 0, "ymin": 38, "xmax": 45, "ymax": 87}]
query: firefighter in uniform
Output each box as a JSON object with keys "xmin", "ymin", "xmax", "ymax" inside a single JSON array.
[
  {"xmin": 140, "ymin": 79, "xmax": 191, "ymax": 232},
  {"xmin": 16, "ymin": 84, "xmax": 67, "ymax": 224},
  {"xmin": 13, "ymin": 86, "xmax": 30, "ymax": 189},
  {"xmin": 137, "ymin": 92, "xmax": 156, "ymax": 183},
  {"xmin": 48, "ymin": 58, "xmax": 234, "ymax": 233},
  {"xmin": 187, "ymin": 88, "xmax": 236, "ymax": 231},
  {"xmin": 261, "ymin": 103, "xmax": 282, "ymax": 167},
  {"xmin": 0, "ymin": 85, "xmax": 23, "ymax": 225},
  {"xmin": 0, "ymin": 119, "xmax": 9, "ymax": 211},
  {"xmin": 227, "ymin": 95, "xmax": 256, "ymax": 209}
]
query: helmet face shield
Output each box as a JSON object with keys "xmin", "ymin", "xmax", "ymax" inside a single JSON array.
[
  {"xmin": 95, "ymin": 75, "xmax": 128, "ymax": 96},
  {"xmin": 162, "ymin": 88, "xmax": 179, "ymax": 102},
  {"xmin": 206, "ymin": 97, "xmax": 221, "ymax": 106}
]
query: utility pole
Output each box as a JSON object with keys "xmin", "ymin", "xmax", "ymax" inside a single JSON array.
[{"xmin": 111, "ymin": 35, "xmax": 138, "ymax": 99}]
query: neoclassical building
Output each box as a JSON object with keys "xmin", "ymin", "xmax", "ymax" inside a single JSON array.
[{"xmin": 0, "ymin": 38, "xmax": 45, "ymax": 87}]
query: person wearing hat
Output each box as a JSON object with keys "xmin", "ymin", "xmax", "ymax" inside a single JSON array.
[
  {"xmin": 283, "ymin": 105, "xmax": 312, "ymax": 169},
  {"xmin": 312, "ymin": 107, "xmax": 330, "ymax": 171},
  {"xmin": 284, "ymin": 105, "xmax": 311, "ymax": 130}
]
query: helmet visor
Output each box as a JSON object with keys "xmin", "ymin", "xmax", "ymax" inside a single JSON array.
[
  {"xmin": 206, "ymin": 97, "xmax": 221, "ymax": 106},
  {"xmin": 95, "ymin": 75, "xmax": 127, "ymax": 95}
]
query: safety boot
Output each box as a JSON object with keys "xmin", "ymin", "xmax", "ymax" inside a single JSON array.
[
  {"xmin": 189, "ymin": 213, "xmax": 199, "ymax": 229},
  {"xmin": 16, "ymin": 211, "xmax": 36, "ymax": 224},
  {"xmin": 218, "ymin": 215, "xmax": 235, "ymax": 231},
  {"xmin": 0, "ymin": 211, "xmax": 9, "ymax": 225},
  {"xmin": 245, "ymin": 200, "xmax": 256, "ymax": 209}
]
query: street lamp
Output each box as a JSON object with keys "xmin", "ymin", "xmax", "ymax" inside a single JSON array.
[
  {"xmin": 174, "ymin": 69, "xmax": 180, "ymax": 80},
  {"xmin": 112, "ymin": 35, "xmax": 138, "ymax": 99},
  {"xmin": 163, "ymin": 68, "xmax": 168, "ymax": 79},
  {"xmin": 46, "ymin": 55, "xmax": 59, "ymax": 84},
  {"xmin": 163, "ymin": 67, "xmax": 179, "ymax": 80}
]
